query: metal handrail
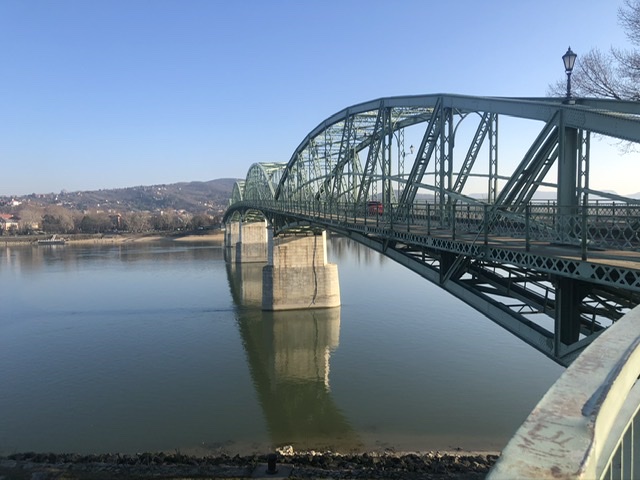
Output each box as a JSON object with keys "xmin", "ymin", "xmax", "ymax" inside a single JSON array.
[{"xmin": 226, "ymin": 199, "xmax": 640, "ymax": 254}]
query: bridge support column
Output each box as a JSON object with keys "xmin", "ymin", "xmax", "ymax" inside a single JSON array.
[
  {"xmin": 557, "ymin": 124, "xmax": 579, "ymax": 243},
  {"xmin": 224, "ymin": 220, "xmax": 268, "ymax": 263},
  {"xmin": 262, "ymin": 231, "xmax": 341, "ymax": 311},
  {"xmin": 224, "ymin": 221, "xmax": 240, "ymax": 262},
  {"xmin": 439, "ymin": 251, "xmax": 459, "ymax": 284},
  {"xmin": 555, "ymin": 277, "xmax": 586, "ymax": 347}
]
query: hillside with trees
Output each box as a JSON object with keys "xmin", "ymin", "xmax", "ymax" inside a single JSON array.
[{"xmin": 0, "ymin": 178, "xmax": 237, "ymax": 235}]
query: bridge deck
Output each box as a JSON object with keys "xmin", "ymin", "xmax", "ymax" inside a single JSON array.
[
  {"xmin": 342, "ymin": 216, "xmax": 640, "ymax": 272},
  {"xmin": 467, "ymin": 234, "xmax": 640, "ymax": 270}
]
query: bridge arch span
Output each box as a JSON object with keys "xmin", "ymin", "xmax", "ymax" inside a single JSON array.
[
  {"xmin": 230, "ymin": 180, "xmax": 245, "ymax": 204},
  {"xmin": 227, "ymin": 163, "xmax": 287, "ymax": 223},
  {"xmin": 272, "ymin": 94, "xmax": 640, "ymax": 212},
  {"xmin": 244, "ymin": 162, "xmax": 287, "ymax": 202}
]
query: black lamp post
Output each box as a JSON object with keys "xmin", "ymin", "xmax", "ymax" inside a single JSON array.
[{"xmin": 562, "ymin": 47, "xmax": 577, "ymax": 103}]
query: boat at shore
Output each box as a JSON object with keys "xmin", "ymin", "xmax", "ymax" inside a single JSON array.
[{"xmin": 37, "ymin": 235, "xmax": 66, "ymax": 245}]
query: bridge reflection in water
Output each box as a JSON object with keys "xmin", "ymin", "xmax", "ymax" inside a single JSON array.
[{"xmin": 226, "ymin": 262, "xmax": 360, "ymax": 451}]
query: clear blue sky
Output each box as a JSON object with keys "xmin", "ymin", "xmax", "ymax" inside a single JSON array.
[{"xmin": 0, "ymin": 0, "xmax": 633, "ymax": 196}]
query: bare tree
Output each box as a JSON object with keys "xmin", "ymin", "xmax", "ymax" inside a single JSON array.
[
  {"xmin": 123, "ymin": 212, "xmax": 151, "ymax": 233},
  {"xmin": 16, "ymin": 204, "xmax": 44, "ymax": 233},
  {"xmin": 549, "ymin": 0, "xmax": 640, "ymax": 100},
  {"xmin": 44, "ymin": 205, "xmax": 75, "ymax": 233}
]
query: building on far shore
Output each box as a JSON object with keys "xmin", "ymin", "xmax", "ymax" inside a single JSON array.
[{"xmin": 0, "ymin": 214, "xmax": 19, "ymax": 232}]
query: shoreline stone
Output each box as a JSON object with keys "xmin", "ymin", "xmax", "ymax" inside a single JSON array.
[{"xmin": 0, "ymin": 450, "xmax": 498, "ymax": 479}]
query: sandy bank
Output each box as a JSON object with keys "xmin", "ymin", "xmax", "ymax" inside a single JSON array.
[
  {"xmin": 68, "ymin": 231, "xmax": 224, "ymax": 245},
  {"xmin": 3, "ymin": 230, "xmax": 224, "ymax": 247}
]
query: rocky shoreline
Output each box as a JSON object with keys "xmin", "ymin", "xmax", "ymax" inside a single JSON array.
[{"xmin": 0, "ymin": 450, "xmax": 498, "ymax": 479}]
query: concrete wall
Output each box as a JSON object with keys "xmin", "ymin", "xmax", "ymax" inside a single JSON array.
[
  {"xmin": 488, "ymin": 304, "xmax": 640, "ymax": 479},
  {"xmin": 263, "ymin": 232, "xmax": 341, "ymax": 310}
]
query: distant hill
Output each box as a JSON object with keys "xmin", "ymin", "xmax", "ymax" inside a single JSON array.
[
  {"xmin": 6, "ymin": 178, "xmax": 239, "ymax": 214},
  {"xmin": 8, "ymin": 180, "xmax": 637, "ymax": 215}
]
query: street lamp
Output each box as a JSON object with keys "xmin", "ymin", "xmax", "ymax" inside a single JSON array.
[{"xmin": 562, "ymin": 47, "xmax": 577, "ymax": 103}]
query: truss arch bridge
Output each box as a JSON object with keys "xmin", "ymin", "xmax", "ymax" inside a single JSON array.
[{"xmin": 225, "ymin": 93, "xmax": 640, "ymax": 366}]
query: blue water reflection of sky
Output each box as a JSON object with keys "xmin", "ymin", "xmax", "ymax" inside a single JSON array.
[{"xmin": 0, "ymin": 241, "xmax": 564, "ymax": 454}]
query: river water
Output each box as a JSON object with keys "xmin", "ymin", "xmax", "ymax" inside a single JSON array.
[{"xmin": 0, "ymin": 236, "xmax": 564, "ymax": 456}]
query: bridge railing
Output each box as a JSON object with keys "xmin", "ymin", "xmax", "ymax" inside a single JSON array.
[
  {"xmin": 488, "ymin": 303, "xmax": 640, "ymax": 479},
  {"xmin": 231, "ymin": 199, "xmax": 640, "ymax": 254}
]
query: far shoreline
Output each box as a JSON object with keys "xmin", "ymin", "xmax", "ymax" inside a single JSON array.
[{"xmin": 2, "ymin": 229, "xmax": 225, "ymax": 247}]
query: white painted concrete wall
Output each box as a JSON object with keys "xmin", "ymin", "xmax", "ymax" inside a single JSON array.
[{"xmin": 489, "ymin": 304, "xmax": 640, "ymax": 479}]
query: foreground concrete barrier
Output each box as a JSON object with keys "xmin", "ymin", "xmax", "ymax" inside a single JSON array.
[{"xmin": 488, "ymin": 304, "xmax": 640, "ymax": 479}]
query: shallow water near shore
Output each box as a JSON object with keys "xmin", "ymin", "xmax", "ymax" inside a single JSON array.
[{"xmin": 0, "ymin": 235, "xmax": 564, "ymax": 455}]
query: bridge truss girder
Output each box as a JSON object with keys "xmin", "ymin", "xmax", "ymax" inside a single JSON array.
[
  {"xmin": 496, "ymin": 116, "xmax": 559, "ymax": 210},
  {"xmin": 452, "ymin": 112, "xmax": 493, "ymax": 197},
  {"xmin": 273, "ymin": 95, "xmax": 640, "ymax": 215},
  {"xmin": 352, "ymin": 232, "xmax": 640, "ymax": 367}
]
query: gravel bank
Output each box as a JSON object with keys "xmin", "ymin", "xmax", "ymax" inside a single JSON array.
[{"xmin": 0, "ymin": 451, "xmax": 498, "ymax": 479}]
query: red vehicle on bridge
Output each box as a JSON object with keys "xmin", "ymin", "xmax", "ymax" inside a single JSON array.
[{"xmin": 367, "ymin": 201, "xmax": 383, "ymax": 215}]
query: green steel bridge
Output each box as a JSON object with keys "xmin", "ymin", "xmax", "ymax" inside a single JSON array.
[
  {"xmin": 225, "ymin": 93, "xmax": 640, "ymax": 477},
  {"xmin": 225, "ymin": 93, "xmax": 640, "ymax": 367}
]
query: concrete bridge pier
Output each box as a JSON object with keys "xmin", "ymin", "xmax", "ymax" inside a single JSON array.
[
  {"xmin": 224, "ymin": 221, "xmax": 239, "ymax": 262},
  {"xmin": 263, "ymin": 229, "xmax": 341, "ymax": 311},
  {"xmin": 224, "ymin": 219, "xmax": 268, "ymax": 263}
]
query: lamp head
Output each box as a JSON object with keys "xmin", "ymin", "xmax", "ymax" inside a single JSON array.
[{"xmin": 562, "ymin": 47, "xmax": 577, "ymax": 73}]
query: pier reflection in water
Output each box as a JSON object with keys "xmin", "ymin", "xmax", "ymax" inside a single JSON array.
[{"xmin": 226, "ymin": 262, "xmax": 360, "ymax": 451}]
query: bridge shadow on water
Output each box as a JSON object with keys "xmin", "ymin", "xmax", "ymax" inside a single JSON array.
[{"xmin": 225, "ymin": 262, "xmax": 361, "ymax": 452}]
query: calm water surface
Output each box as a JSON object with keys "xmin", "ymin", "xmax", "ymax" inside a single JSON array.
[{"xmin": 0, "ymin": 237, "xmax": 564, "ymax": 455}]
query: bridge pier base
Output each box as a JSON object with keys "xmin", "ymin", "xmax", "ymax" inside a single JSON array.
[
  {"xmin": 224, "ymin": 221, "xmax": 239, "ymax": 262},
  {"xmin": 262, "ymin": 231, "xmax": 341, "ymax": 311},
  {"xmin": 224, "ymin": 220, "xmax": 268, "ymax": 263}
]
